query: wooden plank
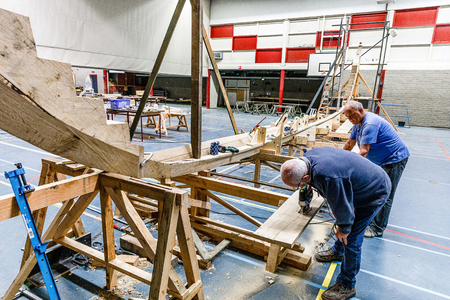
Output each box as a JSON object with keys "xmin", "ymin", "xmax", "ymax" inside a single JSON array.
[
  {"xmin": 253, "ymin": 159, "xmax": 261, "ymax": 188},
  {"xmin": 326, "ymin": 132, "xmax": 351, "ymax": 140},
  {"xmin": 191, "ymin": 0, "xmax": 203, "ymax": 159},
  {"xmin": 261, "ymin": 160, "xmax": 281, "ymax": 172},
  {"xmin": 254, "ymin": 192, "xmax": 325, "ymax": 248},
  {"xmin": 210, "ymin": 172, "xmax": 295, "ymax": 192},
  {"xmin": 191, "ymin": 223, "xmax": 311, "ymax": 271},
  {"xmin": 199, "ymin": 189, "xmax": 262, "ymax": 227},
  {"xmin": 196, "ymin": 171, "xmax": 210, "ymax": 217},
  {"xmin": 0, "ymin": 172, "xmax": 100, "ymax": 222},
  {"xmin": 100, "ymin": 186, "xmax": 118, "ymax": 289},
  {"xmin": 202, "ymin": 26, "xmax": 238, "ymax": 135},
  {"xmin": 173, "ymin": 174, "xmax": 288, "ymax": 206},
  {"xmin": 251, "ymin": 153, "xmax": 294, "ymax": 164},
  {"xmin": 149, "ymin": 193, "xmax": 180, "ymax": 300},
  {"xmin": 176, "ymin": 202, "xmax": 205, "ymax": 300},
  {"xmin": 106, "ymin": 187, "xmax": 186, "ymax": 295},
  {"xmin": 100, "ymin": 173, "xmax": 185, "ymax": 203}
]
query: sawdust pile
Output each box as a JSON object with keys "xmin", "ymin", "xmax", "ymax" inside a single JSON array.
[{"xmin": 90, "ymin": 258, "xmax": 150, "ymax": 300}]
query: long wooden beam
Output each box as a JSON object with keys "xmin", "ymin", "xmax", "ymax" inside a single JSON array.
[
  {"xmin": 202, "ymin": 26, "xmax": 238, "ymax": 135},
  {"xmin": 0, "ymin": 171, "xmax": 100, "ymax": 222},
  {"xmin": 210, "ymin": 172, "xmax": 295, "ymax": 192},
  {"xmin": 191, "ymin": 0, "xmax": 203, "ymax": 159},
  {"xmin": 129, "ymin": 0, "xmax": 187, "ymax": 139},
  {"xmin": 173, "ymin": 174, "xmax": 288, "ymax": 206}
]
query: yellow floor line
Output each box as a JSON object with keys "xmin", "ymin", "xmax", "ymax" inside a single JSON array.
[{"xmin": 316, "ymin": 262, "xmax": 338, "ymax": 300}]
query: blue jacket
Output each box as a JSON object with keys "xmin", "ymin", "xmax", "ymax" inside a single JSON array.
[{"xmin": 304, "ymin": 147, "xmax": 391, "ymax": 234}]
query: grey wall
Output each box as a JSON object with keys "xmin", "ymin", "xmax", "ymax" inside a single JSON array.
[{"xmin": 154, "ymin": 76, "xmax": 207, "ymax": 103}]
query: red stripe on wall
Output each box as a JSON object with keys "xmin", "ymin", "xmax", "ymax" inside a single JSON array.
[
  {"xmin": 286, "ymin": 47, "xmax": 316, "ymax": 63},
  {"xmin": 233, "ymin": 36, "xmax": 257, "ymax": 51},
  {"xmin": 351, "ymin": 12, "xmax": 387, "ymax": 30},
  {"xmin": 432, "ymin": 24, "xmax": 450, "ymax": 44},
  {"xmin": 255, "ymin": 48, "xmax": 282, "ymax": 63},
  {"xmin": 211, "ymin": 25, "xmax": 234, "ymax": 38},
  {"xmin": 393, "ymin": 6, "xmax": 438, "ymax": 28}
]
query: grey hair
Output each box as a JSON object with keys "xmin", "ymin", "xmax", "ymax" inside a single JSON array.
[
  {"xmin": 280, "ymin": 159, "xmax": 308, "ymax": 186},
  {"xmin": 345, "ymin": 100, "xmax": 363, "ymax": 111}
]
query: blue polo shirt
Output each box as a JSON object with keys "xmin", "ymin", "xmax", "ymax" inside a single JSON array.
[{"xmin": 349, "ymin": 112, "xmax": 410, "ymax": 166}]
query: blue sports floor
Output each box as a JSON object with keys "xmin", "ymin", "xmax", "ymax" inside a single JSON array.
[{"xmin": 0, "ymin": 104, "xmax": 449, "ymax": 300}]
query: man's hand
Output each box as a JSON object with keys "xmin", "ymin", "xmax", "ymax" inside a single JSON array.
[
  {"xmin": 343, "ymin": 139, "xmax": 356, "ymax": 151},
  {"xmin": 336, "ymin": 227, "xmax": 349, "ymax": 245}
]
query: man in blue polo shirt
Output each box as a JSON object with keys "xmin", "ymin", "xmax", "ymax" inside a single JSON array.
[{"xmin": 342, "ymin": 100, "xmax": 410, "ymax": 238}]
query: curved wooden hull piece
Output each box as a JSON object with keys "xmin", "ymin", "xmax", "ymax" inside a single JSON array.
[{"xmin": 0, "ymin": 9, "xmax": 144, "ymax": 177}]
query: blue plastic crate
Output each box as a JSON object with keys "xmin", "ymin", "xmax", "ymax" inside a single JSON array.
[{"xmin": 109, "ymin": 99, "xmax": 130, "ymax": 109}]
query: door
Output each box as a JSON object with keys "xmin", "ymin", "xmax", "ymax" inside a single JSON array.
[{"xmin": 90, "ymin": 74, "xmax": 98, "ymax": 93}]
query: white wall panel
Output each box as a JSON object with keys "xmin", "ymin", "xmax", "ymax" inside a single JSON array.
[
  {"xmin": 389, "ymin": 46, "xmax": 429, "ymax": 62},
  {"xmin": 288, "ymin": 34, "xmax": 316, "ymax": 47},
  {"xmin": 390, "ymin": 28, "xmax": 434, "ymax": 45},
  {"xmin": 322, "ymin": 17, "xmax": 344, "ymax": 31},
  {"xmin": 437, "ymin": 6, "xmax": 450, "ymax": 24},
  {"xmin": 234, "ymin": 23, "xmax": 258, "ymax": 36},
  {"xmin": 211, "ymin": 38, "xmax": 233, "ymax": 51},
  {"xmin": 257, "ymin": 36, "xmax": 284, "ymax": 48},
  {"xmin": 349, "ymin": 30, "xmax": 384, "ymax": 47},
  {"xmin": 431, "ymin": 45, "xmax": 450, "ymax": 61},
  {"xmin": 216, "ymin": 52, "xmax": 233, "ymax": 65},
  {"xmin": 259, "ymin": 22, "xmax": 284, "ymax": 36},
  {"xmin": 289, "ymin": 20, "xmax": 319, "ymax": 34},
  {"xmin": 233, "ymin": 51, "xmax": 256, "ymax": 63},
  {"xmin": 0, "ymin": 0, "xmax": 211, "ymax": 76},
  {"xmin": 346, "ymin": 47, "xmax": 381, "ymax": 64}
]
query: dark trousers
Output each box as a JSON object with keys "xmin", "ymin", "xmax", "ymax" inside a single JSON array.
[
  {"xmin": 332, "ymin": 200, "xmax": 387, "ymax": 288},
  {"xmin": 370, "ymin": 157, "xmax": 408, "ymax": 234}
]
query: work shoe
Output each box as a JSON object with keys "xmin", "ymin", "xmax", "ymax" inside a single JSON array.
[
  {"xmin": 322, "ymin": 282, "xmax": 356, "ymax": 300},
  {"xmin": 364, "ymin": 227, "xmax": 383, "ymax": 238},
  {"xmin": 314, "ymin": 248, "xmax": 343, "ymax": 262}
]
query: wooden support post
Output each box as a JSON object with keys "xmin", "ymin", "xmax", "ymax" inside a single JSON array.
[
  {"xmin": 202, "ymin": 27, "xmax": 239, "ymax": 135},
  {"xmin": 149, "ymin": 193, "xmax": 180, "ymax": 300},
  {"xmin": 100, "ymin": 186, "xmax": 118, "ymax": 289},
  {"xmin": 266, "ymin": 244, "xmax": 281, "ymax": 273},
  {"xmin": 104, "ymin": 187, "xmax": 186, "ymax": 296},
  {"xmin": 196, "ymin": 171, "xmax": 210, "ymax": 217},
  {"xmin": 191, "ymin": 0, "xmax": 203, "ymax": 159},
  {"xmin": 176, "ymin": 198, "xmax": 205, "ymax": 300},
  {"xmin": 253, "ymin": 159, "xmax": 261, "ymax": 188}
]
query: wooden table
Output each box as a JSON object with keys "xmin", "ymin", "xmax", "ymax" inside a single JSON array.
[{"xmin": 106, "ymin": 108, "xmax": 165, "ymax": 141}]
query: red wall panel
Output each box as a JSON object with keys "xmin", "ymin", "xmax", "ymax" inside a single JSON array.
[
  {"xmin": 351, "ymin": 12, "xmax": 387, "ymax": 30},
  {"xmin": 286, "ymin": 47, "xmax": 316, "ymax": 63},
  {"xmin": 211, "ymin": 25, "xmax": 234, "ymax": 38},
  {"xmin": 316, "ymin": 31, "xmax": 344, "ymax": 49},
  {"xmin": 255, "ymin": 48, "xmax": 282, "ymax": 63},
  {"xmin": 233, "ymin": 36, "xmax": 257, "ymax": 50},
  {"xmin": 393, "ymin": 7, "xmax": 438, "ymax": 28},
  {"xmin": 433, "ymin": 24, "xmax": 450, "ymax": 44}
]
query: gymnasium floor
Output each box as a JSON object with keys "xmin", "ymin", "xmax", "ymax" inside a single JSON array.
[{"xmin": 0, "ymin": 104, "xmax": 449, "ymax": 300}]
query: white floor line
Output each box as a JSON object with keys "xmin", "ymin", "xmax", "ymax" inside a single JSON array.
[
  {"xmin": 0, "ymin": 158, "xmax": 42, "ymax": 173},
  {"xmin": 359, "ymin": 269, "xmax": 450, "ymax": 299},
  {"xmin": 0, "ymin": 141, "xmax": 58, "ymax": 157},
  {"xmin": 388, "ymin": 224, "xmax": 450, "ymax": 241},
  {"xmin": 375, "ymin": 237, "xmax": 450, "ymax": 258}
]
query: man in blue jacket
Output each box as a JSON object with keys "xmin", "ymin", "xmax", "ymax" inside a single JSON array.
[
  {"xmin": 281, "ymin": 147, "xmax": 391, "ymax": 300},
  {"xmin": 343, "ymin": 100, "xmax": 409, "ymax": 238}
]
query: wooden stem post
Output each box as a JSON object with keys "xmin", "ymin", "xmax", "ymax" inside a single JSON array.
[{"xmin": 191, "ymin": 0, "xmax": 203, "ymax": 159}]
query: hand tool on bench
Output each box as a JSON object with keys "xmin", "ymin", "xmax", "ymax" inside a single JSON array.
[
  {"xmin": 5, "ymin": 163, "xmax": 61, "ymax": 300},
  {"xmin": 218, "ymin": 145, "xmax": 240, "ymax": 153},
  {"xmin": 298, "ymin": 185, "xmax": 312, "ymax": 214}
]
